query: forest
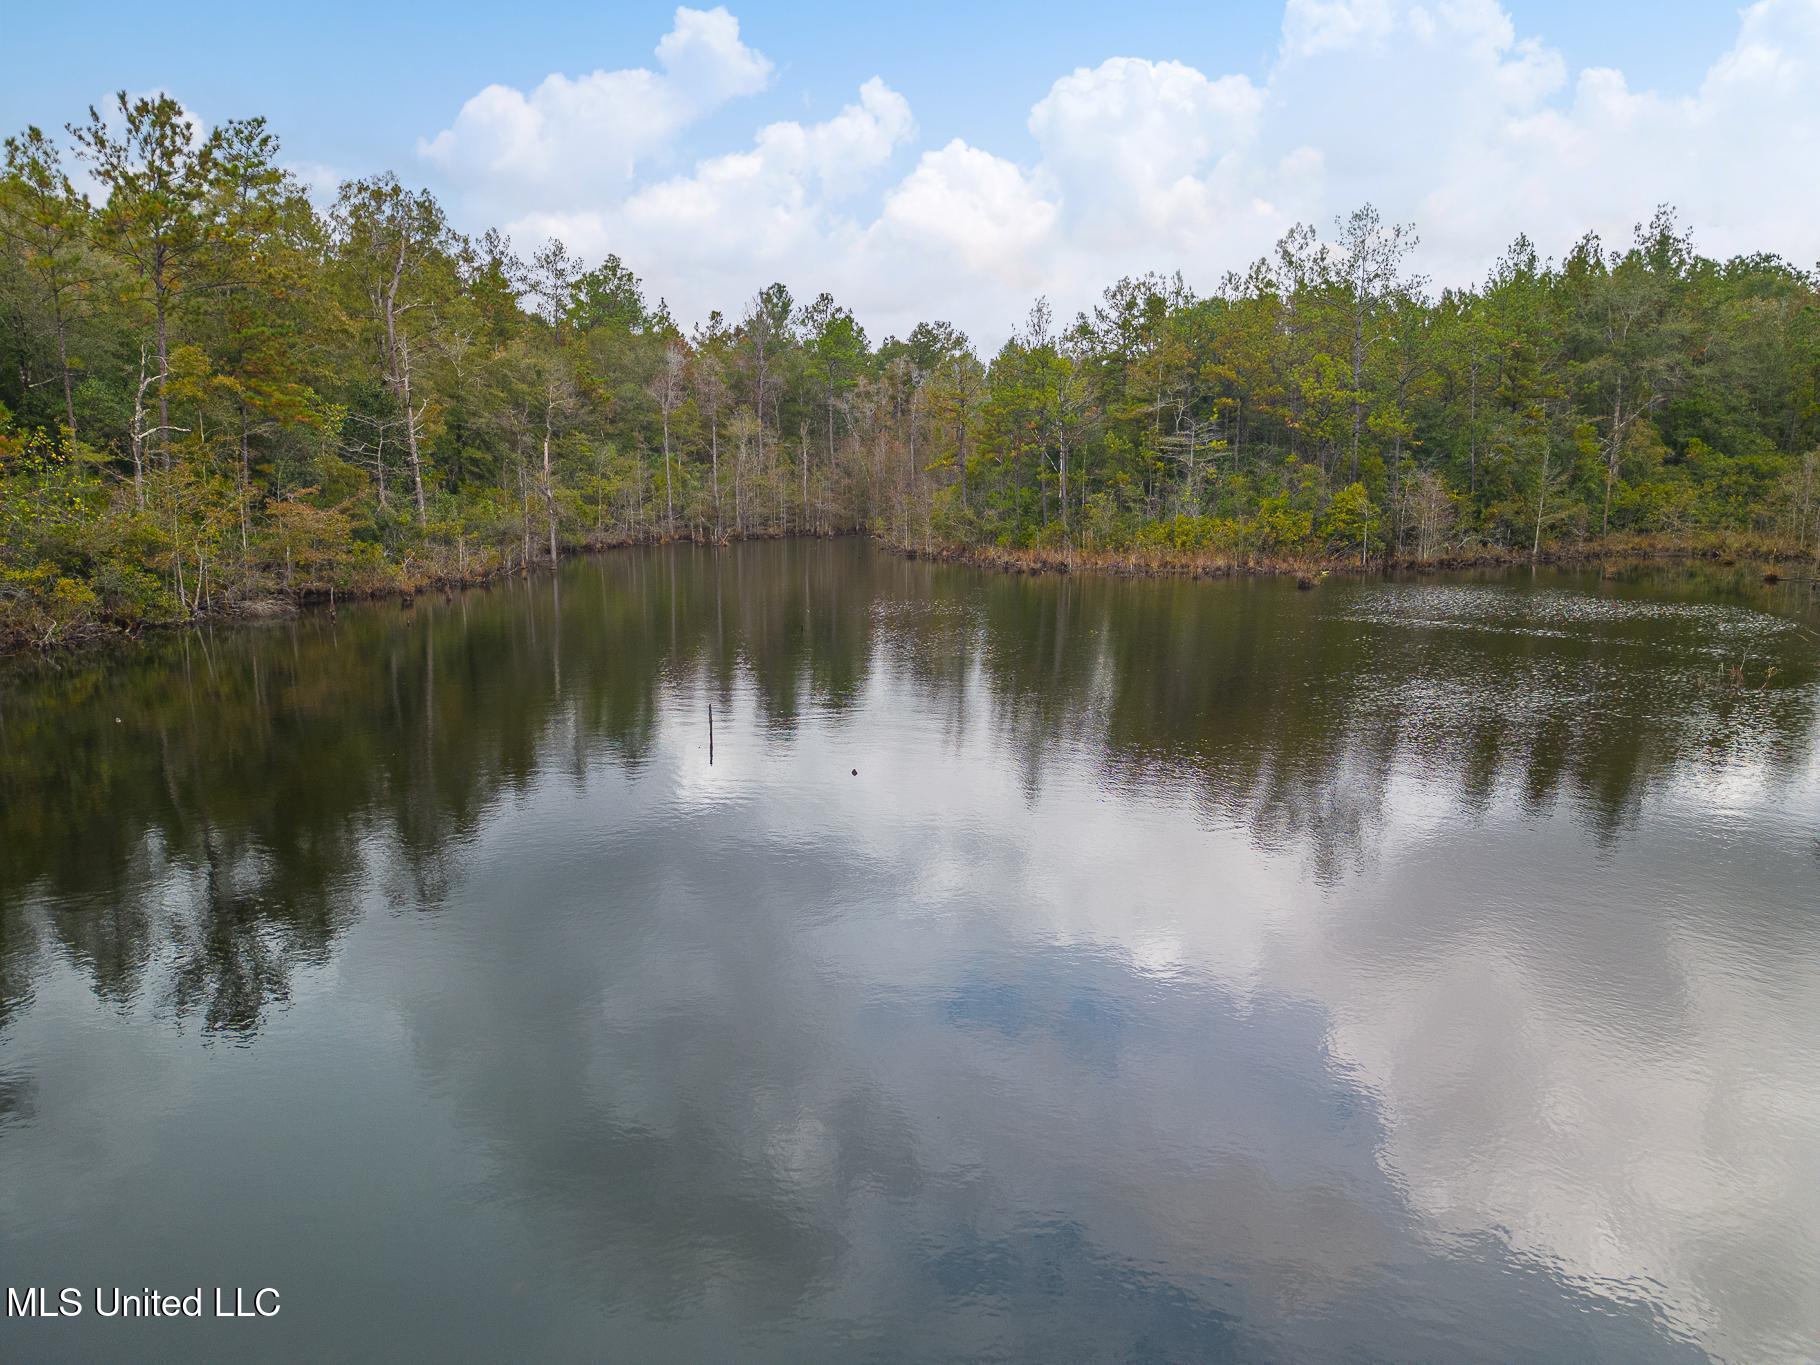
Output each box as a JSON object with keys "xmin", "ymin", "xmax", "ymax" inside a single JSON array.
[{"xmin": 3, "ymin": 93, "xmax": 1818, "ymax": 647}]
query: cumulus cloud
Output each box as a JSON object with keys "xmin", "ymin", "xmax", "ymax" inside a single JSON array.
[
  {"xmin": 505, "ymin": 76, "xmax": 914, "ymax": 315},
  {"xmin": 418, "ymin": 5, "xmax": 772, "ymax": 209},
  {"xmin": 874, "ymin": 140, "xmax": 1054, "ymax": 278},
  {"xmin": 1028, "ymin": 58, "xmax": 1263, "ymax": 247},
  {"xmin": 417, "ymin": 0, "xmax": 1820, "ymax": 346}
]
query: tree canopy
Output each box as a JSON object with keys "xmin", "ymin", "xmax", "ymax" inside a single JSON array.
[{"xmin": 3, "ymin": 99, "xmax": 1817, "ymax": 645}]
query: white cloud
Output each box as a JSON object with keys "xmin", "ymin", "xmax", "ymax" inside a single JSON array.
[
  {"xmin": 283, "ymin": 159, "xmax": 343, "ymax": 207},
  {"xmin": 504, "ymin": 77, "xmax": 914, "ymax": 317},
  {"xmin": 874, "ymin": 140, "xmax": 1054, "ymax": 278},
  {"xmin": 1281, "ymin": 0, "xmax": 1398, "ymax": 58},
  {"xmin": 418, "ymin": 5, "xmax": 771, "ymax": 210},
  {"xmin": 417, "ymin": 0, "xmax": 1820, "ymax": 347},
  {"xmin": 755, "ymin": 76, "xmax": 914, "ymax": 197},
  {"xmin": 1028, "ymin": 58, "xmax": 1263, "ymax": 248}
]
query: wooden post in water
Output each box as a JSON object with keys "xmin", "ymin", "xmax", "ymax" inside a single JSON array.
[{"xmin": 708, "ymin": 701, "xmax": 714, "ymax": 764}]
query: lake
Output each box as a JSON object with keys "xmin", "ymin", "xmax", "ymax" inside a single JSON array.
[{"xmin": 2, "ymin": 540, "xmax": 1817, "ymax": 1363}]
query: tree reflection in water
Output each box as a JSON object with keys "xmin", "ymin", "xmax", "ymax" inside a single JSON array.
[{"xmin": 1, "ymin": 541, "xmax": 1815, "ymax": 1362}]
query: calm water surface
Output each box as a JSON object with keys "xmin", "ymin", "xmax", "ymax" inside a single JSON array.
[{"xmin": 2, "ymin": 542, "xmax": 1817, "ymax": 1363}]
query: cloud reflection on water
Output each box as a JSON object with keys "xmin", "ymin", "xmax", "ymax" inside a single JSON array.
[{"xmin": 1, "ymin": 542, "xmax": 1815, "ymax": 1362}]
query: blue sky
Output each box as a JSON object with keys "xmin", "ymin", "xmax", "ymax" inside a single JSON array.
[
  {"xmin": 6, "ymin": 2, "xmax": 1739, "ymax": 179},
  {"xmin": 6, "ymin": 2, "xmax": 1809, "ymax": 342}
]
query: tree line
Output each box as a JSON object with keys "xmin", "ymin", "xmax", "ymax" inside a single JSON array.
[{"xmin": 3, "ymin": 94, "xmax": 1818, "ymax": 644}]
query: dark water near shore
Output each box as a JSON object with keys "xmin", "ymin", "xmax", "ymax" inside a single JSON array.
[{"xmin": 2, "ymin": 541, "xmax": 1817, "ymax": 1363}]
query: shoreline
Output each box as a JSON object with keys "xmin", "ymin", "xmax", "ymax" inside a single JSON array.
[
  {"xmin": 0, "ymin": 526, "xmax": 833, "ymax": 659},
  {"xmin": 889, "ymin": 535, "xmax": 1818, "ymax": 584},
  {"xmin": 5, "ymin": 530, "xmax": 1815, "ymax": 659}
]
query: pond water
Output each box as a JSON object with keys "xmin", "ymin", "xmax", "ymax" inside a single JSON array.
[{"xmin": 2, "ymin": 541, "xmax": 1817, "ymax": 1363}]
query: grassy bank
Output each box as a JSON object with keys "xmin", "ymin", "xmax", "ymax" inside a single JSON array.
[
  {"xmin": 891, "ymin": 532, "xmax": 1820, "ymax": 583},
  {"xmin": 11, "ymin": 527, "xmax": 1819, "ymax": 658},
  {"xmin": 0, "ymin": 524, "xmax": 747, "ymax": 654}
]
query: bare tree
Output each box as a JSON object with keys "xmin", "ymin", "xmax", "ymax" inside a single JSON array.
[
  {"xmin": 694, "ymin": 352, "xmax": 727, "ymax": 540},
  {"xmin": 1334, "ymin": 204, "xmax": 1421, "ymax": 482},
  {"xmin": 341, "ymin": 410, "xmax": 407, "ymax": 511},
  {"xmin": 652, "ymin": 340, "xmax": 687, "ymax": 535},
  {"xmin": 1406, "ymin": 469, "xmax": 1455, "ymax": 561},
  {"xmin": 731, "ymin": 408, "xmax": 758, "ymax": 538},
  {"xmin": 128, "ymin": 343, "xmax": 187, "ymax": 508},
  {"xmin": 331, "ymin": 175, "xmax": 449, "ymax": 525}
]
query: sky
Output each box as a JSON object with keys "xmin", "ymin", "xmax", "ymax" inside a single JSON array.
[{"xmin": 7, "ymin": 1, "xmax": 1816, "ymax": 346}]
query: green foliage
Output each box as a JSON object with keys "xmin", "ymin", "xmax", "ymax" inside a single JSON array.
[
  {"xmin": 1319, "ymin": 483, "xmax": 1380, "ymax": 558},
  {"xmin": 2, "ymin": 95, "xmax": 1817, "ymax": 648},
  {"xmin": 1248, "ymin": 494, "xmax": 1316, "ymax": 553}
]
